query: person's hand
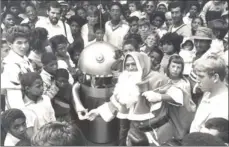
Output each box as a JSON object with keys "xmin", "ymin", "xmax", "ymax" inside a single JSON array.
[
  {"xmin": 77, "ymin": 109, "xmax": 88, "ymax": 120},
  {"xmin": 142, "ymin": 91, "xmax": 162, "ymax": 103},
  {"xmin": 86, "ymin": 109, "xmax": 99, "ymax": 121}
]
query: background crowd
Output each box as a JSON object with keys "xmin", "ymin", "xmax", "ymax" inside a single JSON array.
[{"xmin": 0, "ymin": 0, "xmax": 228, "ymax": 146}]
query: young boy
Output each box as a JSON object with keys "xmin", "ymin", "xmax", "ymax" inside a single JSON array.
[
  {"xmin": 148, "ymin": 48, "xmax": 164, "ymax": 72},
  {"xmin": 93, "ymin": 22, "xmax": 105, "ymax": 42},
  {"xmin": 138, "ymin": 18, "xmax": 151, "ymax": 42},
  {"xmin": 2, "ymin": 109, "xmax": 29, "ymax": 146},
  {"xmin": 52, "ymin": 68, "xmax": 74, "ymax": 122}
]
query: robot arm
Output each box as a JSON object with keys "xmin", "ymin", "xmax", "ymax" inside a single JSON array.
[{"xmin": 72, "ymin": 82, "xmax": 88, "ymax": 120}]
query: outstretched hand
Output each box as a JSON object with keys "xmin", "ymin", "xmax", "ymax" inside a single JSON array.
[{"xmin": 86, "ymin": 109, "xmax": 100, "ymax": 121}]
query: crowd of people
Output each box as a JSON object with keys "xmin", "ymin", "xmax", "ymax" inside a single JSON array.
[{"xmin": 0, "ymin": 0, "xmax": 228, "ymax": 146}]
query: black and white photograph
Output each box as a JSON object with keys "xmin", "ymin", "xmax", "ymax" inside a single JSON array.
[{"xmin": 0, "ymin": 0, "xmax": 228, "ymax": 146}]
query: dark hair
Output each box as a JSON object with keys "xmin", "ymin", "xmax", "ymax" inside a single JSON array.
[
  {"xmin": 93, "ymin": 22, "xmax": 105, "ymax": 33},
  {"xmin": 125, "ymin": 33, "xmax": 143, "ymax": 45},
  {"xmin": 192, "ymin": 16, "xmax": 204, "ymax": 26},
  {"xmin": 56, "ymin": 68, "xmax": 69, "ymax": 80},
  {"xmin": 168, "ymin": 1, "xmax": 185, "ymax": 13},
  {"xmin": 182, "ymin": 132, "xmax": 226, "ymax": 146},
  {"xmin": 25, "ymin": 3, "xmax": 37, "ymax": 11},
  {"xmin": 67, "ymin": 15, "xmax": 85, "ymax": 28},
  {"xmin": 160, "ymin": 32, "xmax": 183, "ymax": 53},
  {"xmin": 123, "ymin": 39, "xmax": 139, "ymax": 51},
  {"xmin": 208, "ymin": 19, "xmax": 228, "ymax": 40},
  {"xmin": 1, "ymin": 11, "xmax": 15, "ymax": 22},
  {"xmin": 127, "ymin": 16, "xmax": 139, "ymax": 24},
  {"xmin": 149, "ymin": 48, "xmax": 164, "ymax": 63},
  {"xmin": 75, "ymin": 6, "xmax": 86, "ymax": 15},
  {"xmin": 167, "ymin": 55, "xmax": 184, "ymax": 78},
  {"xmin": 47, "ymin": 1, "xmax": 61, "ymax": 12},
  {"xmin": 6, "ymin": 25, "xmax": 30, "ymax": 43},
  {"xmin": 6, "ymin": 1, "xmax": 20, "ymax": 10},
  {"xmin": 188, "ymin": 1, "xmax": 201, "ymax": 12},
  {"xmin": 31, "ymin": 121, "xmax": 86, "ymax": 146},
  {"xmin": 49, "ymin": 35, "xmax": 69, "ymax": 53},
  {"xmin": 109, "ymin": 2, "xmax": 123, "ymax": 14},
  {"xmin": 150, "ymin": 11, "xmax": 166, "ymax": 24},
  {"xmin": 205, "ymin": 118, "xmax": 229, "ymax": 143},
  {"xmin": 30, "ymin": 27, "xmax": 48, "ymax": 52},
  {"xmin": 127, "ymin": 0, "xmax": 141, "ymax": 11}
]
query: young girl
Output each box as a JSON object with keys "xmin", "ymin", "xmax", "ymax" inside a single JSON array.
[
  {"xmin": 2, "ymin": 109, "xmax": 30, "ymax": 146},
  {"xmin": 140, "ymin": 32, "xmax": 160, "ymax": 55},
  {"xmin": 128, "ymin": 1, "xmax": 142, "ymax": 19},
  {"xmin": 191, "ymin": 16, "xmax": 204, "ymax": 35},
  {"xmin": 20, "ymin": 72, "xmax": 56, "ymax": 129}
]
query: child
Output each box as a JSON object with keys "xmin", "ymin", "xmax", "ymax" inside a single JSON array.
[
  {"xmin": 128, "ymin": 1, "xmax": 142, "ymax": 19},
  {"xmin": 140, "ymin": 32, "xmax": 160, "ymax": 55},
  {"xmin": 49, "ymin": 35, "xmax": 75, "ymax": 84},
  {"xmin": 179, "ymin": 38, "xmax": 196, "ymax": 76},
  {"xmin": 20, "ymin": 72, "xmax": 56, "ymax": 129},
  {"xmin": 138, "ymin": 18, "xmax": 151, "ymax": 43},
  {"xmin": 40, "ymin": 52, "xmax": 59, "ymax": 99},
  {"xmin": 200, "ymin": 117, "xmax": 228, "ymax": 144},
  {"xmin": 127, "ymin": 16, "xmax": 139, "ymax": 35},
  {"xmin": 52, "ymin": 68, "xmax": 74, "ymax": 122},
  {"xmin": 150, "ymin": 11, "xmax": 167, "ymax": 38},
  {"xmin": 2, "ymin": 109, "xmax": 29, "ymax": 146},
  {"xmin": 93, "ymin": 22, "xmax": 105, "ymax": 42},
  {"xmin": 148, "ymin": 48, "xmax": 164, "ymax": 71}
]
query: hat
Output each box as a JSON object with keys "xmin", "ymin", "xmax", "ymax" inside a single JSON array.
[
  {"xmin": 221, "ymin": 10, "xmax": 228, "ymax": 17},
  {"xmin": 58, "ymin": 0, "xmax": 68, "ymax": 6},
  {"xmin": 192, "ymin": 27, "xmax": 213, "ymax": 40}
]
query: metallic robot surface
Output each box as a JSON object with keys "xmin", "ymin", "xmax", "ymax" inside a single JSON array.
[{"xmin": 72, "ymin": 42, "xmax": 119, "ymax": 145}]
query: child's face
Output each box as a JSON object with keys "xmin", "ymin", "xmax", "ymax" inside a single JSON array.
[
  {"xmin": 139, "ymin": 24, "xmax": 150, "ymax": 35},
  {"xmin": 44, "ymin": 60, "xmax": 58, "ymax": 75},
  {"xmin": 162, "ymin": 42, "xmax": 175, "ymax": 54},
  {"xmin": 169, "ymin": 61, "xmax": 182, "ymax": 79},
  {"xmin": 1, "ymin": 43, "xmax": 10, "ymax": 59},
  {"xmin": 10, "ymin": 6, "xmax": 20, "ymax": 16},
  {"xmin": 189, "ymin": 5, "xmax": 198, "ymax": 17},
  {"xmin": 26, "ymin": 78, "xmax": 44, "ymax": 100},
  {"xmin": 3, "ymin": 14, "xmax": 15, "ymax": 28},
  {"xmin": 9, "ymin": 118, "xmax": 27, "ymax": 139},
  {"xmin": 70, "ymin": 21, "xmax": 80, "ymax": 35},
  {"xmin": 130, "ymin": 20, "xmax": 138, "ymax": 34},
  {"xmin": 77, "ymin": 9, "xmax": 86, "ymax": 19},
  {"xmin": 153, "ymin": 16, "xmax": 164, "ymax": 28},
  {"xmin": 123, "ymin": 44, "xmax": 135, "ymax": 56},
  {"xmin": 183, "ymin": 41, "xmax": 193, "ymax": 51},
  {"xmin": 95, "ymin": 29, "xmax": 104, "ymax": 41},
  {"xmin": 129, "ymin": 3, "xmax": 137, "ymax": 13},
  {"xmin": 149, "ymin": 51, "xmax": 161, "ymax": 70},
  {"xmin": 56, "ymin": 77, "xmax": 69, "ymax": 88},
  {"xmin": 56, "ymin": 43, "xmax": 68, "ymax": 57},
  {"xmin": 145, "ymin": 35, "xmax": 157, "ymax": 48}
]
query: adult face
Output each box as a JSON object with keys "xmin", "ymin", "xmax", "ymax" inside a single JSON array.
[
  {"xmin": 110, "ymin": 5, "xmax": 121, "ymax": 21},
  {"xmin": 169, "ymin": 62, "xmax": 182, "ymax": 79},
  {"xmin": 10, "ymin": 37, "xmax": 29, "ymax": 57},
  {"xmin": 145, "ymin": 1, "xmax": 155, "ymax": 15},
  {"xmin": 26, "ymin": 6, "xmax": 37, "ymax": 21},
  {"xmin": 87, "ymin": 14, "xmax": 98, "ymax": 26},
  {"xmin": 9, "ymin": 118, "xmax": 27, "ymax": 140},
  {"xmin": 10, "ymin": 6, "xmax": 20, "ymax": 16},
  {"xmin": 47, "ymin": 7, "xmax": 61, "ymax": 25},
  {"xmin": 165, "ymin": 12, "xmax": 173, "ymax": 28},
  {"xmin": 3, "ymin": 14, "xmax": 15, "ymax": 28},
  {"xmin": 189, "ymin": 5, "xmax": 198, "ymax": 18},
  {"xmin": 125, "ymin": 56, "xmax": 138, "ymax": 72},
  {"xmin": 153, "ymin": 16, "xmax": 164, "ymax": 28},
  {"xmin": 191, "ymin": 18, "xmax": 202, "ymax": 31},
  {"xmin": 70, "ymin": 21, "xmax": 80, "ymax": 35},
  {"xmin": 195, "ymin": 68, "xmax": 214, "ymax": 92},
  {"xmin": 194, "ymin": 39, "xmax": 211, "ymax": 54},
  {"xmin": 157, "ymin": 5, "xmax": 167, "ymax": 13},
  {"xmin": 123, "ymin": 44, "xmax": 135, "ymax": 56},
  {"xmin": 162, "ymin": 42, "xmax": 175, "ymax": 54},
  {"xmin": 171, "ymin": 7, "xmax": 182, "ymax": 25}
]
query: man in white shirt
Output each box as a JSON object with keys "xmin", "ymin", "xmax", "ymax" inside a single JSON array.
[
  {"xmin": 190, "ymin": 54, "xmax": 228, "ymax": 133},
  {"xmin": 35, "ymin": 1, "xmax": 73, "ymax": 44},
  {"xmin": 104, "ymin": 2, "xmax": 129, "ymax": 50}
]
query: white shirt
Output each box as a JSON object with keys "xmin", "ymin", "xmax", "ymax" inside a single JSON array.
[
  {"xmin": 35, "ymin": 18, "xmax": 74, "ymax": 44},
  {"xmin": 2, "ymin": 50, "xmax": 34, "ymax": 110},
  {"xmin": 105, "ymin": 20, "xmax": 130, "ymax": 50},
  {"xmin": 190, "ymin": 90, "xmax": 228, "ymax": 132},
  {"xmin": 4, "ymin": 133, "xmax": 20, "ymax": 146},
  {"xmin": 183, "ymin": 13, "xmax": 193, "ymax": 26},
  {"xmin": 21, "ymin": 16, "xmax": 46, "ymax": 25},
  {"xmin": 81, "ymin": 23, "xmax": 96, "ymax": 47}
]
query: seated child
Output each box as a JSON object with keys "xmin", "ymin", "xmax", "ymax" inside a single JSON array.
[
  {"xmin": 2, "ymin": 109, "xmax": 30, "ymax": 146},
  {"xmin": 94, "ymin": 22, "xmax": 105, "ymax": 42},
  {"xmin": 20, "ymin": 72, "xmax": 56, "ymax": 129},
  {"xmin": 52, "ymin": 68, "xmax": 74, "ymax": 122},
  {"xmin": 179, "ymin": 38, "xmax": 195, "ymax": 76},
  {"xmin": 200, "ymin": 117, "xmax": 229, "ymax": 144}
]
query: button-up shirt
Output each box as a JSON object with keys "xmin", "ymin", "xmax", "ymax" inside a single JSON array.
[
  {"xmin": 105, "ymin": 20, "xmax": 130, "ymax": 49},
  {"xmin": 35, "ymin": 18, "xmax": 74, "ymax": 43},
  {"xmin": 2, "ymin": 50, "xmax": 34, "ymax": 109},
  {"xmin": 190, "ymin": 90, "xmax": 228, "ymax": 132}
]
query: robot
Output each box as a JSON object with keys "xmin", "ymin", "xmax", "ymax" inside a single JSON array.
[{"xmin": 72, "ymin": 42, "xmax": 119, "ymax": 145}]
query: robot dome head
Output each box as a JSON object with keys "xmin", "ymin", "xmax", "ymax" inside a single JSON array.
[{"xmin": 78, "ymin": 42, "xmax": 118, "ymax": 77}]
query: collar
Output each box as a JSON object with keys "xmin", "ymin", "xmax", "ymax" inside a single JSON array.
[
  {"xmin": 24, "ymin": 95, "xmax": 43, "ymax": 106},
  {"xmin": 108, "ymin": 20, "xmax": 125, "ymax": 31},
  {"xmin": 3, "ymin": 50, "xmax": 29, "ymax": 64}
]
